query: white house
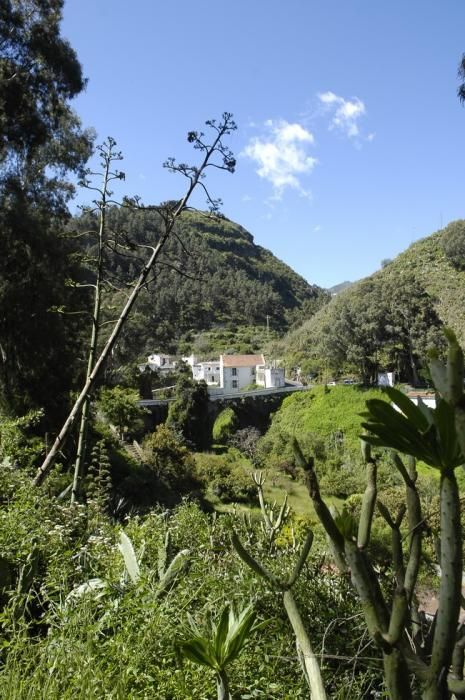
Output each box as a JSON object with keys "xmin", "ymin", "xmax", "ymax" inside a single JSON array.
[
  {"xmin": 218, "ymin": 354, "xmax": 286, "ymax": 392},
  {"xmin": 147, "ymin": 353, "xmax": 177, "ymax": 373},
  {"xmin": 142, "ymin": 351, "xmax": 286, "ymax": 392},
  {"xmin": 181, "ymin": 354, "xmax": 221, "ymax": 386},
  {"xmin": 220, "ymin": 354, "xmax": 263, "ymax": 392},
  {"xmin": 194, "ymin": 360, "xmax": 221, "ymax": 386},
  {"xmin": 256, "ymin": 365, "xmax": 286, "ymax": 389}
]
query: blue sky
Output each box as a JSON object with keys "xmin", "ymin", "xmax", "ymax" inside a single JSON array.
[{"xmin": 62, "ymin": 0, "xmax": 465, "ymax": 288}]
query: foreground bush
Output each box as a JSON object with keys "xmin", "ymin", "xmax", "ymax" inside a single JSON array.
[{"xmin": 0, "ymin": 474, "xmax": 376, "ymax": 699}]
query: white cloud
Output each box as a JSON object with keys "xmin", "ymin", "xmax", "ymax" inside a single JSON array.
[
  {"xmin": 318, "ymin": 91, "xmax": 367, "ymax": 139},
  {"xmin": 242, "ymin": 119, "xmax": 317, "ymax": 198}
]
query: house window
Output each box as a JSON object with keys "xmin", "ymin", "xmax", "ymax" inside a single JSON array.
[
  {"xmin": 210, "ymin": 375, "xmax": 215, "ymax": 382},
  {"xmin": 232, "ymin": 380, "xmax": 238, "ymax": 388},
  {"xmin": 231, "ymin": 368, "xmax": 237, "ymax": 376},
  {"xmin": 251, "ymin": 368, "xmax": 255, "ymax": 376}
]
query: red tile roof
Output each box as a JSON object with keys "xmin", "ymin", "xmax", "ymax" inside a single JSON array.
[{"xmin": 221, "ymin": 354, "xmax": 265, "ymax": 368}]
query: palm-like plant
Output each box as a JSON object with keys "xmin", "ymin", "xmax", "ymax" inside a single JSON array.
[{"xmin": 177, "ymin": 603, "xmax": 265, "ymax": 700}]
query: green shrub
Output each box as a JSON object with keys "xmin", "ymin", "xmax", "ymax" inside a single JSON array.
[
  {"xmin": 96, "ymin": 386, "xmax": 146, "ymax": 441},
  {"xmin": 0, "ymin": 409, "xmax": 44, "ymax": 471},
  {"xmin": 440, "ymin": 219, "xmax": 465, "ymax": 270},
  {"xmin": 143, "ymin": 425, "xmax": 200, "ymax": 495},
  {"xmin": 195, "ymin": 450, "xmax": 256, "ymax": 504},
  {"xmin": 0, "ymin": 480, "xmax": 381, "ymax": 700},
  {"xmin": 212, "ymin": 407, "xmax": 237, "ymax": 444}
]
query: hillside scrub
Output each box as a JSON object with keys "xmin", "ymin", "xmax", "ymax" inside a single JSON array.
[
  {"xmin": 259, "ymin": 385, "xmax": 390, "ymax": 463},
  {"xmin": 278, "ymin": 223, "xmax": 465, "ymax": 382},
  {"xmin": 71, "ymin": 207, "xmax": 326, "ymax": 362}
]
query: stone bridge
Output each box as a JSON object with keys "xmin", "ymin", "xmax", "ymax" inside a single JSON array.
[{"xmin": 139, "ymin": 385, "xmax": 308, "ymax": 435}]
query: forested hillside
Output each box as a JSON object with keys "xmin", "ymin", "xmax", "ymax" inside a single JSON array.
[
  {"xmin": 72, "ymin": 207, "xmax": 327, "ymax": 361},
  {"xmin": 276, "ymin": 221, "xmax": 465, "ymax": 384}
]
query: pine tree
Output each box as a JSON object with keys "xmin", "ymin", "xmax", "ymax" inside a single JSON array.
[{"xmin": 0, "ymin": 0, "xmax": 92, "ymax": 422}]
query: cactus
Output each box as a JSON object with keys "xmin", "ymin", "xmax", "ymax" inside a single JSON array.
[
  {"xmin": 293, "ymin": 329, "xmax": 465, "ymax": 699},
  {"xmin": 232, "ymin": 524, "xmax": 327, "ymax": 699}
]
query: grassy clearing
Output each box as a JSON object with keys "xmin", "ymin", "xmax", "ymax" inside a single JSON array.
[{"xmin": 266, "ymin": 384, "xmax": 389, "ymax": 456}]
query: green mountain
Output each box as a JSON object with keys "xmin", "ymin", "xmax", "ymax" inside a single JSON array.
[
  {"xmin": 327, "ymin": 280, "xmax": 353, "ymax": 295},
  {"xmin": 73, "ymin": 207, "xmax": 326, "ymax": 361},
  {"xmin": 277, "ymin": 220, "xmax": 465, "ymax": 384}
]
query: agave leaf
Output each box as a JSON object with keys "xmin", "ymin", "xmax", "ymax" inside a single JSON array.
[
  {"xmin": 178, "ymin": 637, "xmax": 217, "ymax": 669},
  {"xmin": 66, "ymin": 578, "xmax": 108, "ymax": 604},
  {"xmin": 118, "ymin": 531, "xmax": 140, "ymax": 585},
  {"xmin": 429, "ymin": 358, "xmax": 448, "ymax": 398},
  {"xmin": 223, "ymin": 606, "xmax": 258, "ymax": 665},
  {"xmin": 383, "ymin": 386, "xmax": 431, "ymax": 431},
  {"xmin": 214, "ymin": 604, "xmax": 231, "ymax": 666},
  {"xmin": 433, "ymin": 399, "xmax": 464, "ymax": 468},
  {"xmin": 156, "ymin": 549, "xmax": 189, "ymax": 597}
]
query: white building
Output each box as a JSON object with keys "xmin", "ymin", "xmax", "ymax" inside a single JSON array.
[
  {"xmin": 378, "ymin": 372, "xmax": 395, "ymax": 387},
  {"xmin": 193, "ymin": 360, "xmax": 221, "ymax": 386},
  {"xmin": 142, "ymin": 351, "xmax": 286, "ymax": 392},
  {"xmin": 181, "ymin": 355, "xmax": 221, "ymax": 386},
  {"xmin": 147, "ymin": 353, "xmax": 177, "ymax": 373},
  {"xmin": 256, "ymin": 365, "xmax": 286, "ymax": 389},
  {"xmin": 218, "ymin": 354, "xmax": 285, "ymax": 392},
  {"xmin": 220, "ymin": 354, "xmax": 263, "ymax": 392}
]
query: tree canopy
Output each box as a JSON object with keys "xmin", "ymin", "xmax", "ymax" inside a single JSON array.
[{"xmin": 0, "ymin": 0, "xmax": 93, "ymax": 422}]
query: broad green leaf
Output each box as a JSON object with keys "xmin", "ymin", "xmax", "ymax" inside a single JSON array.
[
  {"xmin": 383, "ymin": 386, "xmax": 431, "ymax": 431},
  {"xmin": 179, "ymin": 637, "xmax": 216, "ymax": 669},
  {"xmin": 118, "ymin": 531, "xmax": 140, "ymax": 585},
  {"xmin": 429, "ymin": 358, "xmax": 447, "ymax": 398},
  {"xmin": 156, "ymin": 549, "xmax": 189, "ymax": 597},
  {"xmin": 212, "ymin": 604, "xmax": 230, "ymax": 666},
  {"xmin": 224, "ymin": 607, "xmax": 257, "ymax": 665},
  {"xmin": 433, "ymin": 399, "xmax": 464, "ymax": 468}
]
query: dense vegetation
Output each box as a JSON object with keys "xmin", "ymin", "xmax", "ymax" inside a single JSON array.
[
  {"xmin": 0, "ymin": 0, "xmax": 92, "ymax": 423},
  {"xmin": 3, "ymin": 3, "xmax": 465, "ymax": 698},
  {"xmin": 70, "ymin": 206, "xmax": 327, "ymax": 365},
  {"xmin": 277, "ymin": 221, "xmax": 465, "ymax": 384}
]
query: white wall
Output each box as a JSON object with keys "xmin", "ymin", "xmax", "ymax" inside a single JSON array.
[
  {"xmin": 264, "ymin": 367, "xmax": 285, "ymax": 388},
  {"xmin": 222, "ymin": 365, "xmax": 256, "ymax": 391}
]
